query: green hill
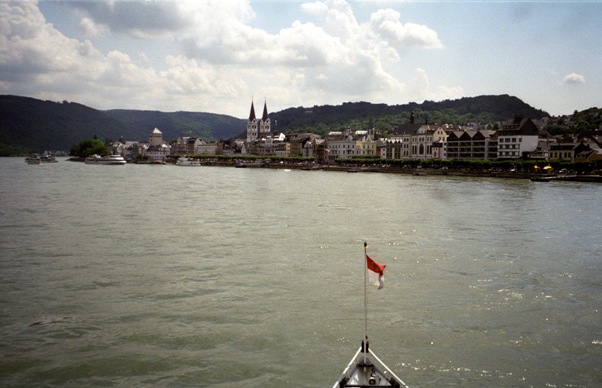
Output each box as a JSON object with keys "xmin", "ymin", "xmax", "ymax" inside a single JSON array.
[
  {"xmin": 103, "ymin": 109, "xmax": 245, "ymax": 144},
  {"xmin": 0, "ymin": 95, "xmax": 245, "ymax": 156},
  {"xmin": 0, "ymin": 96, "xmax": 130, "ymax": 156},
  {"xmin": 272, "ymin": 95, "xmax": 550, "ymax": 136}
]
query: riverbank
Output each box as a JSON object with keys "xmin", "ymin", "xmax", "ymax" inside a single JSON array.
[
  {"xmin": 243, "ymin": 161, "xmax": 602, "ymax": 182},
  {"xmin": 66, "ymin": 156, "xmax": 602, "ymax": 182}
]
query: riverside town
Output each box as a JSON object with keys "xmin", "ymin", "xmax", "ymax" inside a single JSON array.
[{"xmin": 68, "ymin": 100, "xmax": 602, "ymax": 181}]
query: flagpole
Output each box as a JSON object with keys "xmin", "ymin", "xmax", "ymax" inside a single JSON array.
[{"xmin": 363, "ymin": 241, "xmax": 368, "ymax": 364}]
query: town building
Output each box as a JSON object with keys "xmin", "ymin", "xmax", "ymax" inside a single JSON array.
[
  {"xmin": 246, "ymin": 100, "xmax": 271, "ymax": 142},
  {"xmin": 380, "ymin": 112, "xmax": 422, "ymax": 160},
  {"xmin": 288, "ymin": 133, "xmax": 321, "ymax": 157},
  {"xmin": 446, "ymin": 129, "xmax": 497, "ymax": 160},
  {"xmin": 171, "ymin": 136, "xmax": 204, "ymax": 155},
  {"xmin": 145, "ymin": 128, "xmax": 171, "ymax": 162},
  {"xmin": 496, "ymin": 116, "xmax": 539, "ymax": 159},
  {"xmin": 549, "ymin": 142, "xmax": 592, "ymax": 163},
  {"xmin": 354, "ymin": 119, "xmax": 377, "ymax": 157},
  {"xmin": 198, "ymin": 142, "xmax": 222, "ymax": 155},
  {"xmin": 325, "ymin": 130, "xmax": 355, "ymax": 162}
]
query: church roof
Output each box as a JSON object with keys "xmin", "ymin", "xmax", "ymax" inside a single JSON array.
[
  {"xmin": 262, "ymin": 101, "xmax": 269, "ymax": 121},
  {"xmin": 249, "ymin": 101, "xmax": 256, "ymax": 121}
]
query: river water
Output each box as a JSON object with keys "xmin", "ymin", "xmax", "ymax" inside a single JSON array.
[{"xmin": 0, "ymin": 157, "xmax": 601, "ymax": 387}]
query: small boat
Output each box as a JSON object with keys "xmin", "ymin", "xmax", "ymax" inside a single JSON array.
[
  {"xmin": 176, "ymin": 157, "xmax": 201, "ymax": 166},
  {"xmin": 530, "ymin": 176, "xmax": 556, "ymax": 182},
  {"xmin": 85, "ymin": 154, "xmax": 127, "ymax": 165},
  {"xmin": 25, "ymin": 156, "xmax": 41, "ymax": 164},
  {"xmin": 40, "ymin": 155, "xmax": 58, "ymax": 163},
  {"xmin": 333, "ymin": 242, "xmax": 409, "ymax": 388},
  {"xmin": 236, "ymin": 160, "xmax": 265, "ymax": 168}
]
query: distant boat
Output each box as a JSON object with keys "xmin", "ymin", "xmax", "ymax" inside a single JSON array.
[
  {"xmin": 176, "ymin": 157, "xmax": 201, "ymax": 166},
  {"xmin": 236, "ymin": 160, "xmax": 265, "ymax": 168},
  {"xmin": 333, "ymin": 242, "xmax": 409, "ymax": 388},
  {"xmin": 25, "ymin": 156, "xmax": 41, "ymax": 165},
  {"xmin": 84, "ymin": 154, "xmax": 126, "ymax": 165},
  {"xmin": 40, "ymin": 155, "xmax": 58, "ymax": 163},
  {"xmin": 530, "ymin": 176, "xmax": 555, "ymax": 182}
]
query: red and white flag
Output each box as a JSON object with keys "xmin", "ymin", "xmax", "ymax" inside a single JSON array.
[{"xmin": 366, "ymin": 255, "xmax": 385, "ymax": 289}]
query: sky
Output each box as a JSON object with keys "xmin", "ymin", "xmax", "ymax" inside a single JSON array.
[{"xmin": 1, "ymin": 1, "xmax": 600, "ymax": 119}]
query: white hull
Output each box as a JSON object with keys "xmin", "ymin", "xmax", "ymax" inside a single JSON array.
[
  {"xmin": 334, "ymin": 342, "xmax": 408, "ymax": 388},
  {"xmin": 176, "ymin": 157, "xmax": 202, "ymax": 166},
  {"xmin": 85, "ymin": 155, "xmax": 126, "ymax": 165}
]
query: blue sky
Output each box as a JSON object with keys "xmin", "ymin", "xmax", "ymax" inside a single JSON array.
[{"xmin": 1, "ymin": 1, "xmax": 600, "ymax": 118}]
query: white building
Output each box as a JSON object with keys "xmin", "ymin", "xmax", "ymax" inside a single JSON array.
[
  {"xmin": 145, "ymin": 128, "xmax": 170, "ymax": 162},
  {"xmin": 496, "ymin": 117, "xmax": 539, "ymax": 159},
  {"xmin": 326, "ymin": 130, "xmax": 355, "ymax": 161}
]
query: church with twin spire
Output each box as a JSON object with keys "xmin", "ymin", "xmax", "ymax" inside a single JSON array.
[{"xmin": 246, "ymin": 100, "xmax": 271, "ymax": 142}]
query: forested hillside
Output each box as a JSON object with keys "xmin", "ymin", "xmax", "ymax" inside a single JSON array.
[
  {"xmin": 272, "ymin": 95, "xmax": 550, "ymax": 136},
  {"xmin": 0, "ymin": 95, "xmax": 245, "ymax": 155},
  {"xmin": 103, "ymin": 110, "xmax": 245, "ymax": 145},
  {"xmin": 544, "ymin": 107, "xmax": 602, "ymax": 136},
  {"xmin": 0, "ymin": 96, "xmax": 129, "ymax": 156}
]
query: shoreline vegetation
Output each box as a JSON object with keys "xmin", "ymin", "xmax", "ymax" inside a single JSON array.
[{"xmin": 67, "ymin": 155, "xmax": 602, "ymax": 182}]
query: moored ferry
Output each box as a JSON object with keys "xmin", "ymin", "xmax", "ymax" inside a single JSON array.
[{"xmin": 84, "ymin": 154, "xmax": 127, "ymax": 165}]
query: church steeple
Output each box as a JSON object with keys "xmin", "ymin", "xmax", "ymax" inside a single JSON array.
[
  {"xmin": 247, "ymin": 100, "xmax": 258, "ymax": 142},
  {"xmin": 249, "ymin": 100, "xmax": 256, "ymax": 121},
  {"xmin": 262, "ymin": 101, "xmax": 269, "ymax": 122},
  {"xmin": 259, "ymin": 100, "xmax": 271, "ymax": 137}
]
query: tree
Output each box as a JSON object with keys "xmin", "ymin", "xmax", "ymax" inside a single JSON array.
[{"xmin": 70, "ymin": 138, "xmax": 108, "ymax": 157}]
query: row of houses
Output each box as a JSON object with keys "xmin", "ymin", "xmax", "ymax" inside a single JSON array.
[{"xmin": 109, "ymin": 101, "xmax": 602, "ymax": 165}]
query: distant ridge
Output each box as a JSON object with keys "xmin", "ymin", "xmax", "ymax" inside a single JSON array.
[
  {"xmin": 103, "ymin": 109, "xmax": 245, "ymax": 145},
  {"xmin": 271, "ymin": 94, "xmax": 549, "ymax": 133},
  {"xmin": 1, "ymin": 94, "xmax": 549, "ymax": 155},
  {"xmin": 0, "ymin": 95, "xmax": 245, "ymax": 155},
  {"xmin": 0, "ymin": 96, "xmax": 130, "ymax": 155}
]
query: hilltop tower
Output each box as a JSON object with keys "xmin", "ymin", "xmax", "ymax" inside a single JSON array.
[{"xmin": 246, "ymin": 100, "xmax": 271, "ymax": 142}]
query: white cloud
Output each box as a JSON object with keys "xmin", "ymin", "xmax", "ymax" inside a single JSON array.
[
  {"xmin": 77, "ymin": 17, "xmax": 109, "ymax": 38},
  {"xmin": 0, "ymin": 2, "xmax": 102, "ymax": 81},
  {"xmin": 370, "ymin": 9, "xmax": 443, "ymax": 49},
  {"xmin": 0, "ymin": 0, "xmax": 446, "ymax": 116},
  {"xmin": 562, "ymin": 72, "xmax": 585, "ymax": 85},
  {"xmin": 300, "ymin": 1, "xmax": 330, "ymax": 17},
  {"xmin": 69, "ymin": 0, "xmax": 195, "ymax": 38}
]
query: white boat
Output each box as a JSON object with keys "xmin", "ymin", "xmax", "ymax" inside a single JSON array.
[
  {"xmin": 333, "ymin": 242, "xmax": 409, "ymax": 388},
  {"xmin": 85, "ymin": 154, "xmax": 126, "ymax": 165},
  {"xmin": 176, "ymin": 157, "xmax": 202, "ymax": 166}
]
